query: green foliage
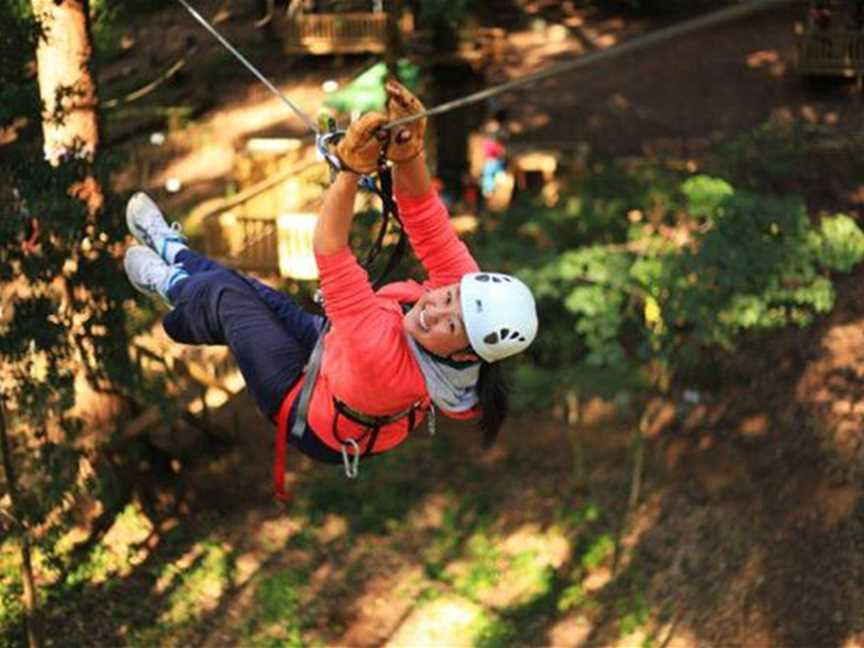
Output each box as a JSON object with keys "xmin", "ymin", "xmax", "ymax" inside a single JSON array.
[
  {"xmin": 475, "ymin": 149, "xmax": 864, "ymax": 404},
  {"xmin": 424, "ymin": 498, "xmax": 494, "ymax": 579},
  {"xmin": 709, "ymin": 120, "xmax": 811, "ymax": 192},
  {"xmin": 616, "ymin": 592, "xmax": 651, "ymax": 637},
  {"xmin": 302, "ymin": 448, "xmax": 429, "ymax": 535},
  {"xmin": 817, "ymin": 214, "xmax": 864, "ymax": 273},
  {"xmin": 472, "ymin": 612, "xmax": 517, "ymax": 648},
  {"xmin": 452, "ymin": 532, "xmax": 501, "ymax": 597},
  {"xmin": 0, "ymin": 549, "xmax": 24, "ymax": 648},
  {"xmin": 242, "ymin": 569, "xmax": 315, "ymax": 648},
  {"xmin": 680, "ymin": 175, "xmax": 734, "ymax": 216},
  {"xmin": 165, "ymin": 543, "xmax": 235, "ymax": 626},
  {"xmin": 558, "ymin": 582, "xmax": 589, "ymax": 612},
  {"xmin": 0, "ymin": 4, "xmax": 38, "ymax": 129},
  {"xmin": 581, "ymin": 533, "xmax": 615, "ymax": 570}
]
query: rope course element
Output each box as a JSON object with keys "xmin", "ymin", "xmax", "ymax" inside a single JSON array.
[{"xmin": 176, "ymin": 0, "xmax": 791, "ymax": 134}]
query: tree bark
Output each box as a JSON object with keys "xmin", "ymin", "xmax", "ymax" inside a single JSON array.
[
  {"xmin": 31, "ymin": 0, "xmax": 100, "ymax": 166},
  {"xmin": 31, "ymin": 0, "xmax": 121, "ymax": 435}
]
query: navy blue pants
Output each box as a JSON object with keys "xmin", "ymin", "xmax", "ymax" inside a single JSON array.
[{"xmin": 163, "ymin": 250, "xmax": 342, "ymax": 463}]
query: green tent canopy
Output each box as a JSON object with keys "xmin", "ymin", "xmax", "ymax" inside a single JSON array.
[{"xmin": 324, "ymin": 60, "xmax": 421, "ymax": 115}]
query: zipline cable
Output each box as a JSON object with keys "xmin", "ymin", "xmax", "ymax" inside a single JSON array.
[
  {"xmin": 383, "ymin": 0, "xmax": 792, "ymax": 130},
  {"xmin": 175, "ymin": 0, "xmax": 319, "ymax": 133},
  {"xmin": 176, "ymin": 0, "xmax": 791, "ymax": 133}
]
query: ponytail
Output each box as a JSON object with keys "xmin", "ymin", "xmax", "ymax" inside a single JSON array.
[{"xmin": 477, "ymin": 361, "xmax": 509, "ymax": 449}]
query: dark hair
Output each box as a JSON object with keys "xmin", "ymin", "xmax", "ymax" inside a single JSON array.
[{"xmin": 477, "ymin": 361, "xmax": 509, "ymax": 449}]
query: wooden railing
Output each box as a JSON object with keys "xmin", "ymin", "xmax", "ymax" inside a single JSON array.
[
  {"xmin": 126, "ymin": 333, "xmax": 243, "ymax": 440},
  {"xmin": 205, "ymin": 211, "xmax": 283, "ymax": 275},
  {"xmin": 279, "ymin": 12, "xmax": 413, "ymax": 55},
  {"xmin": 799, "ymin": 28, "xmax": 864, "ymax": 77}
]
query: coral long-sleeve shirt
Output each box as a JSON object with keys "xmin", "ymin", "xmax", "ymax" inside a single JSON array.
[{"xmin": 276, "ymin": 188, "xmax": 480, "ymax": 454}]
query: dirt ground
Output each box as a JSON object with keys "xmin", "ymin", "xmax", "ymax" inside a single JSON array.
[{"xmin": 85, "ymin": 2, "xmax": 864, "ymax": 646}]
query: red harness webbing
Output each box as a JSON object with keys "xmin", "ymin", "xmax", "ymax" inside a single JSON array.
[{"xmin": 273, "ymin": 391, "xmax": 295, "ymax": 501}]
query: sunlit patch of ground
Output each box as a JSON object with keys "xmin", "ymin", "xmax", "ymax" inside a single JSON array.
[{"xmin": 384, "ymin": 595, "xmax": 485, "ymax": 648}]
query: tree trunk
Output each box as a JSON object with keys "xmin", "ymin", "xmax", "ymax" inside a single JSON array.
[
  {"xmin": 31, "ymin": 0, "xmax": 100, "ymax": 166},
  {"xmin": 429, "ymin": 60, "xmax": 484, "ymax": 200},
  {"xmin": 565, "ymin": 389, "xmax": 586, "ymax": 489},
  {"xmin": 0, "ymin": 404, "xmax": 44, "ymax": 648},
  {"xmin": 385, "ymin": 0, "xmax": 404, "ymax": 80},
  {"xmin": 31, "ymin": 0, "xmax": 123, "ymax": 449}
]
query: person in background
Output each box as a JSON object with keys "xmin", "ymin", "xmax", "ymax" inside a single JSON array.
[{"xmin": 480, "ymin": 111, "xmax": 509, "ymax": 199}]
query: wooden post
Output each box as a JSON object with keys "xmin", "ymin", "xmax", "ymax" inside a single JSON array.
[{"xmin": 385, "ymin": 0, "xmax": 403, "ymax": 80}]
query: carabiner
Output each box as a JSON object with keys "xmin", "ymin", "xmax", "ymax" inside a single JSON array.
[
  {"xmin": 340, "ymin": 438, "xmax": 360, "ymax": 479},
  {"xmin": 315, "ymin": 129, "xmax": 347, "ymax": 175}
]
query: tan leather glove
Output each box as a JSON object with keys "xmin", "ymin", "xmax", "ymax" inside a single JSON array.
[
  {"xmin": 385, "ymin": 80, "xmax": 426, "ymax": 163},
  {"xmin": 335, "ymin": 111, "xmax": 389, "ymax": 174}
]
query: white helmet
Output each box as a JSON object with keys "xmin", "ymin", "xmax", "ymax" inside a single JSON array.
[{"xmin": 460, "ymin": 272, "xmax": 538, "ymax": 363}]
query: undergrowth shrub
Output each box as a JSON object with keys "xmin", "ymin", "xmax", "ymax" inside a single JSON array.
[{"xmin": 472, "ymin": 156, "xmax": 864, "ymax": 409}]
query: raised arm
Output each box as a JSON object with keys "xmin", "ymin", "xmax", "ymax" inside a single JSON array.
[
  {"xmin": 385, "ymin": 81, "xmax": 478, "ymax": 285},
  {"xmin": 386, "ymin": 80, "xmax": 431, "ymax": 200},
  {"xmin": 313, "ymin": 170, "xmax": 360, "ymax": 255},
  {"xmin": 314, "ymin": 111, "xmax": 388, "ymax": 255},
  {"xmin": 392, "ymin": 153, "xmax": 432, "ymax": 200}
]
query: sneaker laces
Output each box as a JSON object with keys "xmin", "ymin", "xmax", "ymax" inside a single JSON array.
[
  {"xmin": 154, "ymin": 219, "xmax": 185, "ymax": 242},
  {"xmin": 139, "ymin": 214, "xmax": 185, "ymax": 242},
  {"xmin": 168, "ymin": 221, "xmax": 184, "ymax": 237},
  {"xmin": 135, "ymin": 259, "xmax": 185, "ymax": 295}
]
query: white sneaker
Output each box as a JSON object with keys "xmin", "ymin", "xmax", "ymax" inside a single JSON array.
[
  {"xmin": 126, "ymin": 192, "xmax": 187, "ymax": 263},
  {"xmin": 124, "ymin": 245, "xmax": 188, "ymax": 302}
]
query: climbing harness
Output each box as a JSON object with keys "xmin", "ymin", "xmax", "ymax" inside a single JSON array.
[
  {"xmin": 273, "ymin": 316, "xmax": 428, "ymax": 500},
  {"xmin": 176, "ymin": 0, "xmax": 790, "ymax": 501}
]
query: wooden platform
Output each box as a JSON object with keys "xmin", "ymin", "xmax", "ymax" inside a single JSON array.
[
  {"xmin": 798, "ymin": 28, "xmax": 864, "ymax": 77},
  {"xmin": 126, "ymin": 328, "xmax": 245, "ymax": 441},
  {"xmin": 277, "ymin": 12, "xmax": 413, "ymax": 55},
  {"xmin": 797, "ymin": 2, "xmax": 864, "ymax": 78}
]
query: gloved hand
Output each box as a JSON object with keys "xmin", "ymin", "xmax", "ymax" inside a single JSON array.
[
  {"xmin": 385, "ymin": 80, "xmax": 426, "ymax": 163},
  {"xmin": 335, "ymin": 111, "xmax": 389, "ymax": 174}
]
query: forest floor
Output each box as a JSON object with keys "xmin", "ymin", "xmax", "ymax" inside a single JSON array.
[{"xmin": 7, "ymin": 1, "xmax": 864, "ymax": 647}]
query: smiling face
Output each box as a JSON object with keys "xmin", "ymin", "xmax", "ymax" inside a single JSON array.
[{"xmin": 403, "ymin": 283, "xmax": 475, "ymax": 359}]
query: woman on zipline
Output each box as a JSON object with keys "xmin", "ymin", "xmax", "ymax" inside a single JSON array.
[{"xmin": 122, "ymin": 82, "xmax": 538, "ymax": 495}]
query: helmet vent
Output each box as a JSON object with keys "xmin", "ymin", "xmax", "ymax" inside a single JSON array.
[
  {"xmin": 501, "ymin": 328, "xmax": 510, "ymax": 338},
  {"xmin": 476, "ymin": 274, "xmax": 490, "ymax": 282},
  {"xmin": 483, "ymin": 332, "xmax": 499, "ymax": 345}
]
